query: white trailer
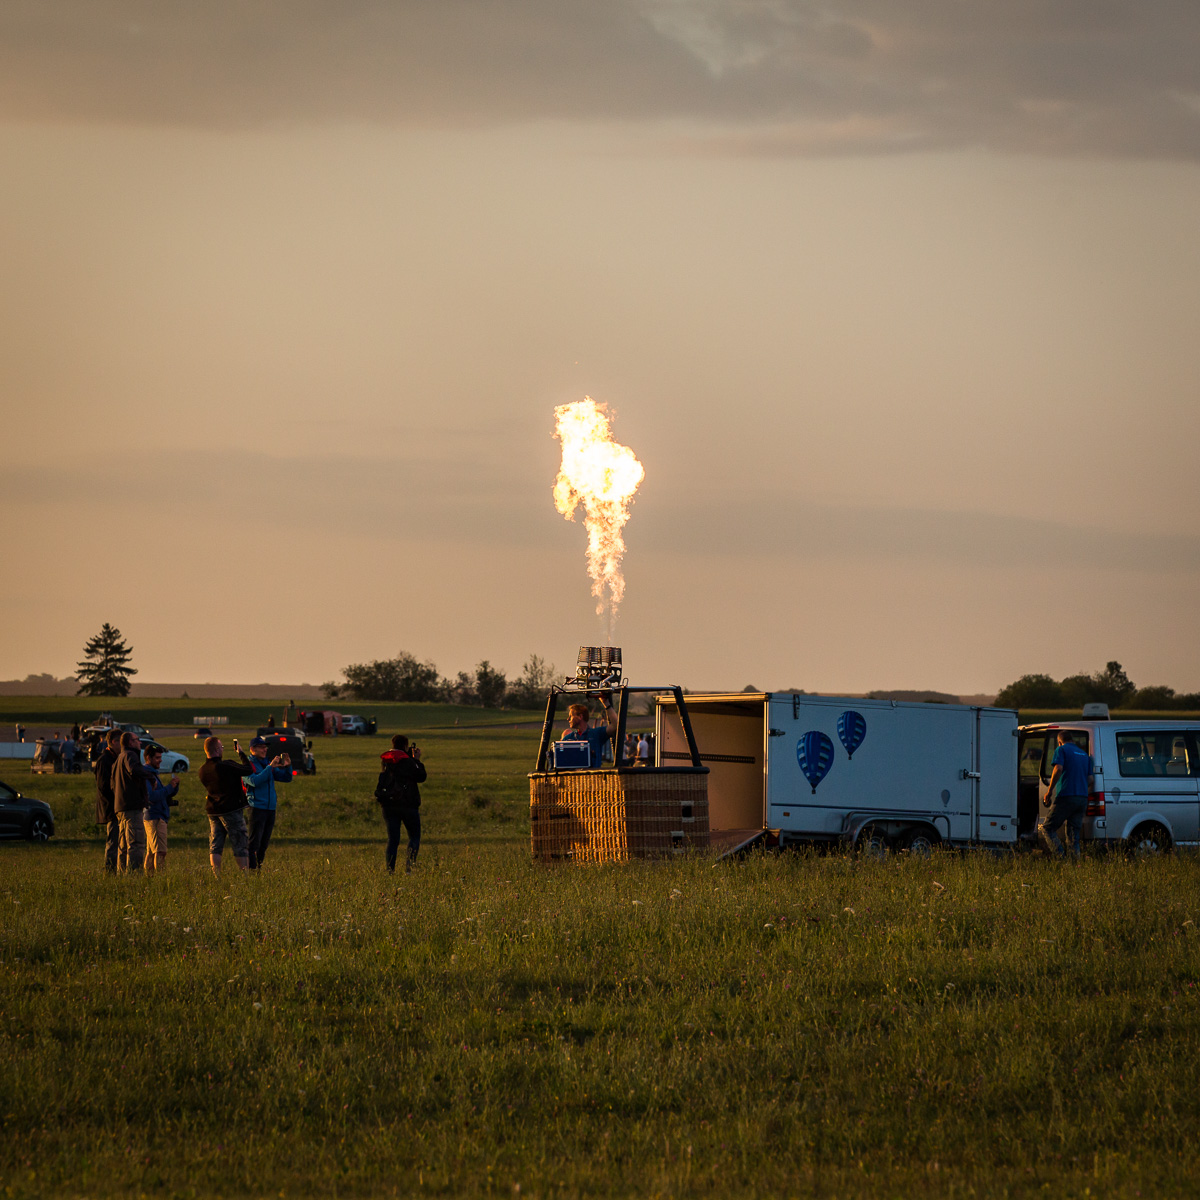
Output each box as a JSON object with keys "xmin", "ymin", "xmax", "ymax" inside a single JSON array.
[{"xmin": 655, "ymin": 693, "xmax": 1019, "ymax": 853}]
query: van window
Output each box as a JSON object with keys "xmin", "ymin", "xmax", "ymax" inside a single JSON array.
[
  {"xmin": 1116, "ymin": 731, "xmax": 1191, "ymax": 777},
  {"xmin": 1041, "ymin": 731, "xmax": 1089, "ymax": 782},
  {"xmin": 1019, "ymin": 734, "xmax": 1047, "ymax": 780}
]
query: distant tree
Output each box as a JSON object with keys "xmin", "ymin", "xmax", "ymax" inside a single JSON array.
[
  {"xmin": 75, "ymin": 623, "xmax": 137, "ymax": 697},
  {"xmin": 742, "ymin": 684, "xmax": 758, "ymax": 692},
  {"xmin": 507, "ymin": 654, "xmax": 557, "ymax": 709},
  {"xmin": 994, "ymin": 674, "xmax": 1063, "ymax": 709},
  {"xmin": 1093, "ymin": 661, "xmax": 1136, "ymax": 708},
  {"xmin": 1127, "ymin": 685, "xmax": 1177, "ymax": 710},
  {"xmin": 320, "ymin": 680, "xmax": 342, "ymax": 700},
  {"xmin": 450, "ymin": 671, "xmax": 476, "ymax": 706},
  {"xmin": 475, "ymin": 661, "xmax": 508, "ymax": 709},
  {"xmin": 338, "ymin": 652, "xmax": 441, "ymax": 702}
]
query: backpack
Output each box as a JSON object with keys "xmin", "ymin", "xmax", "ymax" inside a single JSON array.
[{"xmin": 374, "ymin": 765, "xmax": 415, "ymax": 807}]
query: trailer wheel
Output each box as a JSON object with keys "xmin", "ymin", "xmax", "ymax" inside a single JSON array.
[
  {"xmin": 1126, "ymin": 821, "xmax": 1171, "ymax": 858},
  {"xmin": 899, "ymin": 827, "xmax": 940, "ymax": 857},
  {"xmin": 858, "ymin": 824, "xmax": 889, "ymax": 858}
]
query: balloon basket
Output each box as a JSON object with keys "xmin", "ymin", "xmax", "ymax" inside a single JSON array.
[{"xmin": 529, "ymin": 767, "xmax": 709, "ymax": 862}]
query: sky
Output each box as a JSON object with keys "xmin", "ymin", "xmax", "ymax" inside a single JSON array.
[{"xmin": 2, "ymin": 2, "xmax": 1199, "ymax": 695}]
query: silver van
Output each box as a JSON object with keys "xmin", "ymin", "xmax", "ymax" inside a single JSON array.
[{"xmin": 1018, "ymin": 721, "xmax": 1200, "ymax": 853}]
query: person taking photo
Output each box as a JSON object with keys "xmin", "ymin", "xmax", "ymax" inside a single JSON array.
[{"xmin": 374, "ymin": 734, "xmax": 427, "ymax": 873}]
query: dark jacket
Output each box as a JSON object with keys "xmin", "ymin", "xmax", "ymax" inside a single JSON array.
[
  {"xmin": 94, "ymin": 748, "xmax": 118, "ymax": 823},
  {"xmin": 143, "ymin": 772, "xmax": 180, "ymax": 823},
  {"xmin": 198, "ymin": 751, "xmax": 253, "ymax": 815},
  {"xmin": 375, "ymin": 749, "xmax": 427, "ymax": 810},
  {"xmin": 114, "ymin": 750, "xmax": 158, "ymax": 814}
]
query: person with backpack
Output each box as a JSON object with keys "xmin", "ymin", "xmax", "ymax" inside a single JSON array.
[{"xmin": 375, "ymin": 734, "xmax": 427, "ymax": 873}]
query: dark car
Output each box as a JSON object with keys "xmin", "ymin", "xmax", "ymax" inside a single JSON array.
[
  {"xmin": 0, "ymin": 780, "xmax": 54, "ymax": 841},
  {"xmin": 255, "ymin": 729, "xmax": 316, "ymax": 775}
]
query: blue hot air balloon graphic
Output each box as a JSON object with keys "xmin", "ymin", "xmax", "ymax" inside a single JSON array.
[
  {"xmin": 837, "ymin": 710, "xmax": 867, "ymax": 760},
  {"xmin": 797, "ymin": 731, "xmax": 835, "ymax": 794}
]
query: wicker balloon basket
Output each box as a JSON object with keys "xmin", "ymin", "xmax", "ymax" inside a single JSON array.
[{"xmin": 529, "ymin": 768, "xmax": 710, "ymax": 862}]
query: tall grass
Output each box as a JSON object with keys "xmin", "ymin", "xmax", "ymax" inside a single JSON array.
[{"xmin": 3, "ymin": 841, "xmax": 1199, "ymax": 1198}]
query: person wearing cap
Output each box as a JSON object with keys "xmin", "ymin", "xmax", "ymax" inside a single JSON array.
[
  {"xmin": 243, "ymin": 736, "xmax": 293, "ymax": 870},
  {"xmin": 141, "ymin": 743, "xmax": 180, "ymax": 876},
  {"xmin": 557, "ymin": 690, "xmax": 619, "ymax": 768}
]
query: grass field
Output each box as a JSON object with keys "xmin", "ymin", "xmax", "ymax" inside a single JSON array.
[{"xmin": 3, "ymin": 719, "xmax": 1200, "ymax": 1197}]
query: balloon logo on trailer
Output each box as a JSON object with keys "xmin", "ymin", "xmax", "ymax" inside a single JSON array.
[
  {"xmin": 796, "ymin": 731, "xmax": 835, "ymax": 794},
  {"xmin": 837, "ymin": 710, "xmax": 867, "ymax": 760}
]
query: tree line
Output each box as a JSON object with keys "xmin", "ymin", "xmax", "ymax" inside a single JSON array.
[
  {"xmin": 995, "ymin": 661, "xmax": 1200, "ymax": 711},
  {"xmin": 320, "ymin": 652, "xmax": 559, "ymax": 709}
]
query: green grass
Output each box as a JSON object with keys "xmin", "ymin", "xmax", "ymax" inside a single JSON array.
[{"xmin": 3, "ymin": 730, "xmax": 1200, "ymax": 1197}]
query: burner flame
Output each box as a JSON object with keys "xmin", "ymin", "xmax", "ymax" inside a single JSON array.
[{"xmin": 553, "ymin": 397, "xmax": 645, "ymax": 641}]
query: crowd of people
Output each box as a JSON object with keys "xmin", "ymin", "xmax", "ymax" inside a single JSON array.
[{"xmin": 84, "ymin": 694, "xmax": 657, "ymax": 876}]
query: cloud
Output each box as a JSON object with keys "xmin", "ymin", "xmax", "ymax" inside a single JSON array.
[{"xmin": 2, "ymin": 1, "xmax": 1199, "ymax": 157}]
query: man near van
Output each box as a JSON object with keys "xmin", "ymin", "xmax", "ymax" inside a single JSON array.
[{"xmin": 1041, "ymin": 731, "xmax": 1092, "ymax": 858}]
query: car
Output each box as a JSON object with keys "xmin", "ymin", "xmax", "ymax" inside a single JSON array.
[
  {"xmin": 0, "ymin": 779, "xmax": 54, "ymax": 841},
  {"xmin": 140, "ymin": 740, "xmax": 189, "ymax": 774},
  {"xmin": 255, "ymin": 729, "xmax": 316, "ymax": 775},
  {"xmin": 342, "ymin": 715, "xmax": 369, "ymax": 735}
]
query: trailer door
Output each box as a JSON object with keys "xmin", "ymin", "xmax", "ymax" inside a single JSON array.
[{"xmin": 976, "ymin": 708, "xmax": 1018, "ymax": 843}]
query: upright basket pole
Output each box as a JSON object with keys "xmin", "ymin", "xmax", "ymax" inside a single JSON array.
[
  {"xmin": 535, "ymin": 689, "xmax": 559, "ymax": 772},
  {"xmin": 613, "ymin": 687, "xmax": 630, "ymax": 766},
  {"xmin": 673, "ymin": 687, "xmax": 703, "ymax": 768}
]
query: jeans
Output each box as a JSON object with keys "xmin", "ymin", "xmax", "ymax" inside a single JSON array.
[
  {"xmin": 383, "ymin": 807, "xmax": 420, "ymax": 871},
  {"xmin": 208, "ymin": 810, "xmax": 249, "ymax": 858},
  {"xmin": 247, "ymin": 807, "xmax": 276, "ymax": 870},
  {"xmin": 116, "ymin": 811, "xmax": 146, "ymax": 873},
  {"xmin": 1042, "ymin": 794, "xmax": 1087, "ymax": 857},
  {"xmin": 103, "ymin": 818, "xmax": 119, "ymax": 873}
]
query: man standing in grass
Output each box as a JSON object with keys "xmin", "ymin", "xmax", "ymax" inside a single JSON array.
[
  {"xmin": 1041, "ymin": 731, "xmax": 1092, "ymax": 858},
  {"xmin": 375, "ymin": 734, "xmax": 427, "ymax": 872},
  {"xmin": 198, "ymin": 735, "xmax": 254, "ymax": 877},
  {"xmin": 141, "ymin": 743, "xmax": 179, "ymax": 876},
  {"xmin": 244, "ymin": 735, "xmax": 292, "ymax": 870},
  {"xmin": 113, "ymin": 731, "xmax": 158, "ymax": 874},
  {"xmin": 93, "ymin": 728, "xmax": 122, "ymax": 873}
]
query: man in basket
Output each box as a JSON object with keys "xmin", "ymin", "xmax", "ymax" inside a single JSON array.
[{"xmin": 558, "ymin": 690, "xmax": 619, "ymax": 768}]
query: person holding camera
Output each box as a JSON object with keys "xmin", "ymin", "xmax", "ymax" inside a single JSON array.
[
  {"xmin": 374, "ymin": 734, "xmax": 427, "ymax": 872},
  {"xmin": 244, "ymin": 736, "xmax": 293, "ymax": 870},
  {"xmin": 198, "ymin": 736, "xmax": 254, "ymax": 877},
  {"xmin": 142, "ymin": 744, "xmax": 180, "ymax": 876}
]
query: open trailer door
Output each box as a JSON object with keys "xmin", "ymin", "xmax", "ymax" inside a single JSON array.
[{"xmin": 657, "ymin": 694, "xmax": 767, "ymax": 853}]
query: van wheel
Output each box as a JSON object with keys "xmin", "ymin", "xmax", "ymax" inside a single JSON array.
[
  {"xmin": 900, "ymin": 827, "xmax": 940, "ymax": 856},
  {"xmin": 858, "ymin": 824, "xmax": 889, "ymax": 858},
  {"xmin": 1126, "ymin": 822, "xmax": 1172, "ymax": 857}
]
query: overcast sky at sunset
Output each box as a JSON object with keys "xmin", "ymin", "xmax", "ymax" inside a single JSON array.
[{"xmin": 2, "ymin": 2, "xmax": 1199, "ymax": 695}]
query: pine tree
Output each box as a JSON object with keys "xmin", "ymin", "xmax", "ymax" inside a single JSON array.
[{"xmin": 76, "ymin": 623, "xmax": 138, "ymax": 697}]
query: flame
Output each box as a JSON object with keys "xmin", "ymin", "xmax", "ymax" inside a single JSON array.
[{"xmin": 553, "ymin": 397, "xmax": 645, "ymax": 641}]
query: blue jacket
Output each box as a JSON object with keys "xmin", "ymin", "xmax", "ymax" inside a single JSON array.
[
  {"xmin": 245, "ymin": 756, "xmax": 293, "ymax": 811},
  {"xmin": 143, "ymin": 773, "xmax": 180, "ymax": 823}
]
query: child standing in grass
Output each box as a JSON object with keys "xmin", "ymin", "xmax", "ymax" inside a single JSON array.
[{"xmin": 142, "ymin": 744, "xmax": 179, "ymax": 876}]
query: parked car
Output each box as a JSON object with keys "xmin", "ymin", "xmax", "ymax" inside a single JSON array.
[
  {"xmin": 255, "ymin": 729, "xmax": 316, "ymax": 775},
  {"xmin": 140, "ymin": 740, "xmax": 189, "ymax": 774},
  {"xmin": 0, "ymin": 779, "xmax": 54, "ymax": 841},
  {"xmin": 342, "ymin": 715, "xmax": 369, "ymax": 735},
  {"xmin": 1018, "ymin": 720, "xmax": 1200, "ymax": 854}
]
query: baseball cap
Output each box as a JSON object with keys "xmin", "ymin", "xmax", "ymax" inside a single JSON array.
[{"xmin": 249, "ymin": 736, "xmax": 268, "ymax": 748}]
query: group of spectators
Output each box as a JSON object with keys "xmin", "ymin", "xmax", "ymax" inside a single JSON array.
[
  {"xmin": 28, "ymin": 726, "xmax": 81, "ymax": 774},
  {"xmin": 93, "ymin": 729, "xmax": 180, "ymax": 875},
  {"xmin": 92, "ymin": 730, "xmax": 291, "ymax": 877}
]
